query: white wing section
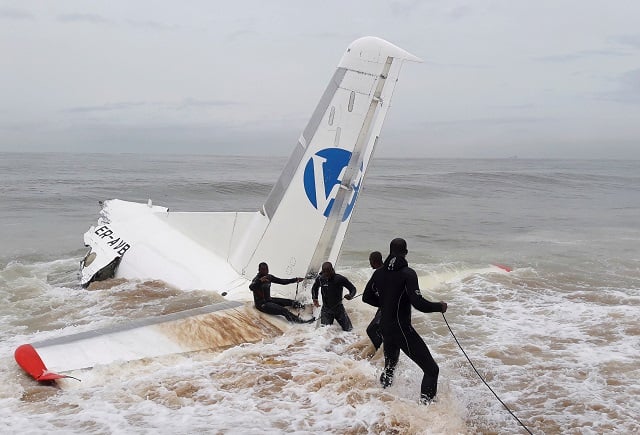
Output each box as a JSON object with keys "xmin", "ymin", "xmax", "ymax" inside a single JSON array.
[
  {"xmin": 26, "ymin": 301, "xmax": 292, "ymax": 375},
  {"xmin": 81, "ymin": 200, "xmax": 253, "ymax": 296}
]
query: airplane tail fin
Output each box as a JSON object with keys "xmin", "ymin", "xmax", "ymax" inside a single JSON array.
[{"xmin": 228, "ymin": 37, "xmax": 421, "ymax": 282}]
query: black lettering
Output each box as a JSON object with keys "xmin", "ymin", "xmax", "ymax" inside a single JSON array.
[{"xmin": 94, "ymin": 225, "xmax": 128, "ymax": 255}]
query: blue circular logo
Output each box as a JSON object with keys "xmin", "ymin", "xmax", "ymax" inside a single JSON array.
[{"xmin": 303, "ymin": 148, "xmax": 362, "ymax": 222}]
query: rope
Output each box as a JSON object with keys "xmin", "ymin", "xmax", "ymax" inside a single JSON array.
[{"xmin": 442, "ymin": 313, "xmax": 533, "ymax": 435}]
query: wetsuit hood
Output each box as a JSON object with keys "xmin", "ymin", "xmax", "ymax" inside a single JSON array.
[{"xmin": 384, "ymin": 255, "xmax": 408, "ymax": 271}]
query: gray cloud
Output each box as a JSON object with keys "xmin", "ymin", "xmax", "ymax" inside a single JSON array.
[
  {"xmin": 389, "ymin": 0, "xmax": 424, "ymax": 17},
  {"xmin": 492, "ymin": 103, "xmax": 536, "ymax": 110},
  {"xmin": 610, "ymin": 34, "xmax": 640, "ymax": 49},
  {"xmin": 423, "ymin": 59, "xmax": 490, "ymax": 69},
  {"xmin": 126, "ymin": 19, "xmax": 178, "ymax": 31},
  {"xmin": 57, "ymin": 13, "xmax": 175, "ymax": 30},
  {"xmin": 535, "ymin": 49, "xmax": 628, "ymax": 63},
  {"xmin": 57, "ymin": 13, "xmax": 112, "ymax": 24},
  {"xmin": 599, "ymin": 68, "xmax": 640, "ymax": 103},
  {"xmin": 1, "ymin": 1, "xmax": 639, "ymax": 159},
  {"xmin": 176, "ymin": 98, "xmax": 237, "ymax": 110},
  {"xmin": 423, "ymin": 117, "xmax": 551, "ymax": 127},
  {"xmin": 65, "ymin": 99, "xmax": 237, "ymax": 114},
  {"xmin": 307, "ymin": 31, "xmax": 361, "ymax": 41},
  {"xmin": 225, "ymin": 29, "xmax": 260, "ymax": 43},
  {"xmin": 0, "ymin": 120, "xmax": 42, "ymax": 132},
  {"xmin": 65, "ymin": 102, "xmax": 148, "ymax": 113},
  {"xmin": 0, "ymin": 7, "xmax": 34, "ymax": 20},
  {"xmin": 448, "ymin": 4, "xmax": 475, "ymax": 20},
  {"xmin": 620, "ymin": 68, "xmax": 640, "ymax": 88}
]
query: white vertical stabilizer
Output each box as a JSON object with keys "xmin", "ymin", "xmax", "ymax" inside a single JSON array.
[{"xmin": 229, "ymin": 36, "xmax": 421, "ymax": 283}]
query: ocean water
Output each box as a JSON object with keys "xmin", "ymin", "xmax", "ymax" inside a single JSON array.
[{"xmin": 1, "ymin": 152, "xmax": 639, "ymax": 434}]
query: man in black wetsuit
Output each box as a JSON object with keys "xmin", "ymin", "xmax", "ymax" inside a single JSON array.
[
  {"xmin": 365, "ymin": 251, "xmax": 384, "ymax": 353},
  {"xmin": 311, "ymin": 262, "xmax": 357, "ymax": 331},
  {"xmin": 363, "ymin": 238, "xmax": 448, "ymax": 404},
  {"xmin": 249, "ymin": 262, "xmax": 310, "ymax": 324}
]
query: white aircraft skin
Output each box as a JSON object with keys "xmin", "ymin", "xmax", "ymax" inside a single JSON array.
[{"xmin": 15, "ymin": 36, "xmax": 421, "ymax": 381}]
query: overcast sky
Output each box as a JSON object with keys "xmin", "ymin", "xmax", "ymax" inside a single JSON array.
[{"xmin": 1, "ymin": 1, "xmax": 639, "ymax": 158}]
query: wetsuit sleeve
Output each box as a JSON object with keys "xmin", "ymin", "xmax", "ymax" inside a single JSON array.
[
  {"xmin": 362, "ymin": 275, "xmax": 379, "ymax": 307},
  {"xmin": 404, "ymin": 268, "xmax": 445, "ymax": 313},
  {"xmin": 342, "ymin": 275, "xmax": 357, "ymax": 298},
  {"xmin": 268, "ymin": 275, "xmax": 297, "ymax": 285},
  {"xmin": 311, "ymin": 278, "xmax": 320, "ymax": 300},
  {"xmin": 249, "ymin": 274, "xmax": 260, "ymax": 291}
]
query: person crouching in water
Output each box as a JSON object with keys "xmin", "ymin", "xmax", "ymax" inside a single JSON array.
[
  {"xmin": 311, "ymin": 261, "xmax": 357, "ymax": 331},
  {"xmin": 363, "ymin": 238, "xmax": 448, "ymax": 404},
  {"xmin": 249, "ymin": 262, "xmax": 310, "ymax": 324}
]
